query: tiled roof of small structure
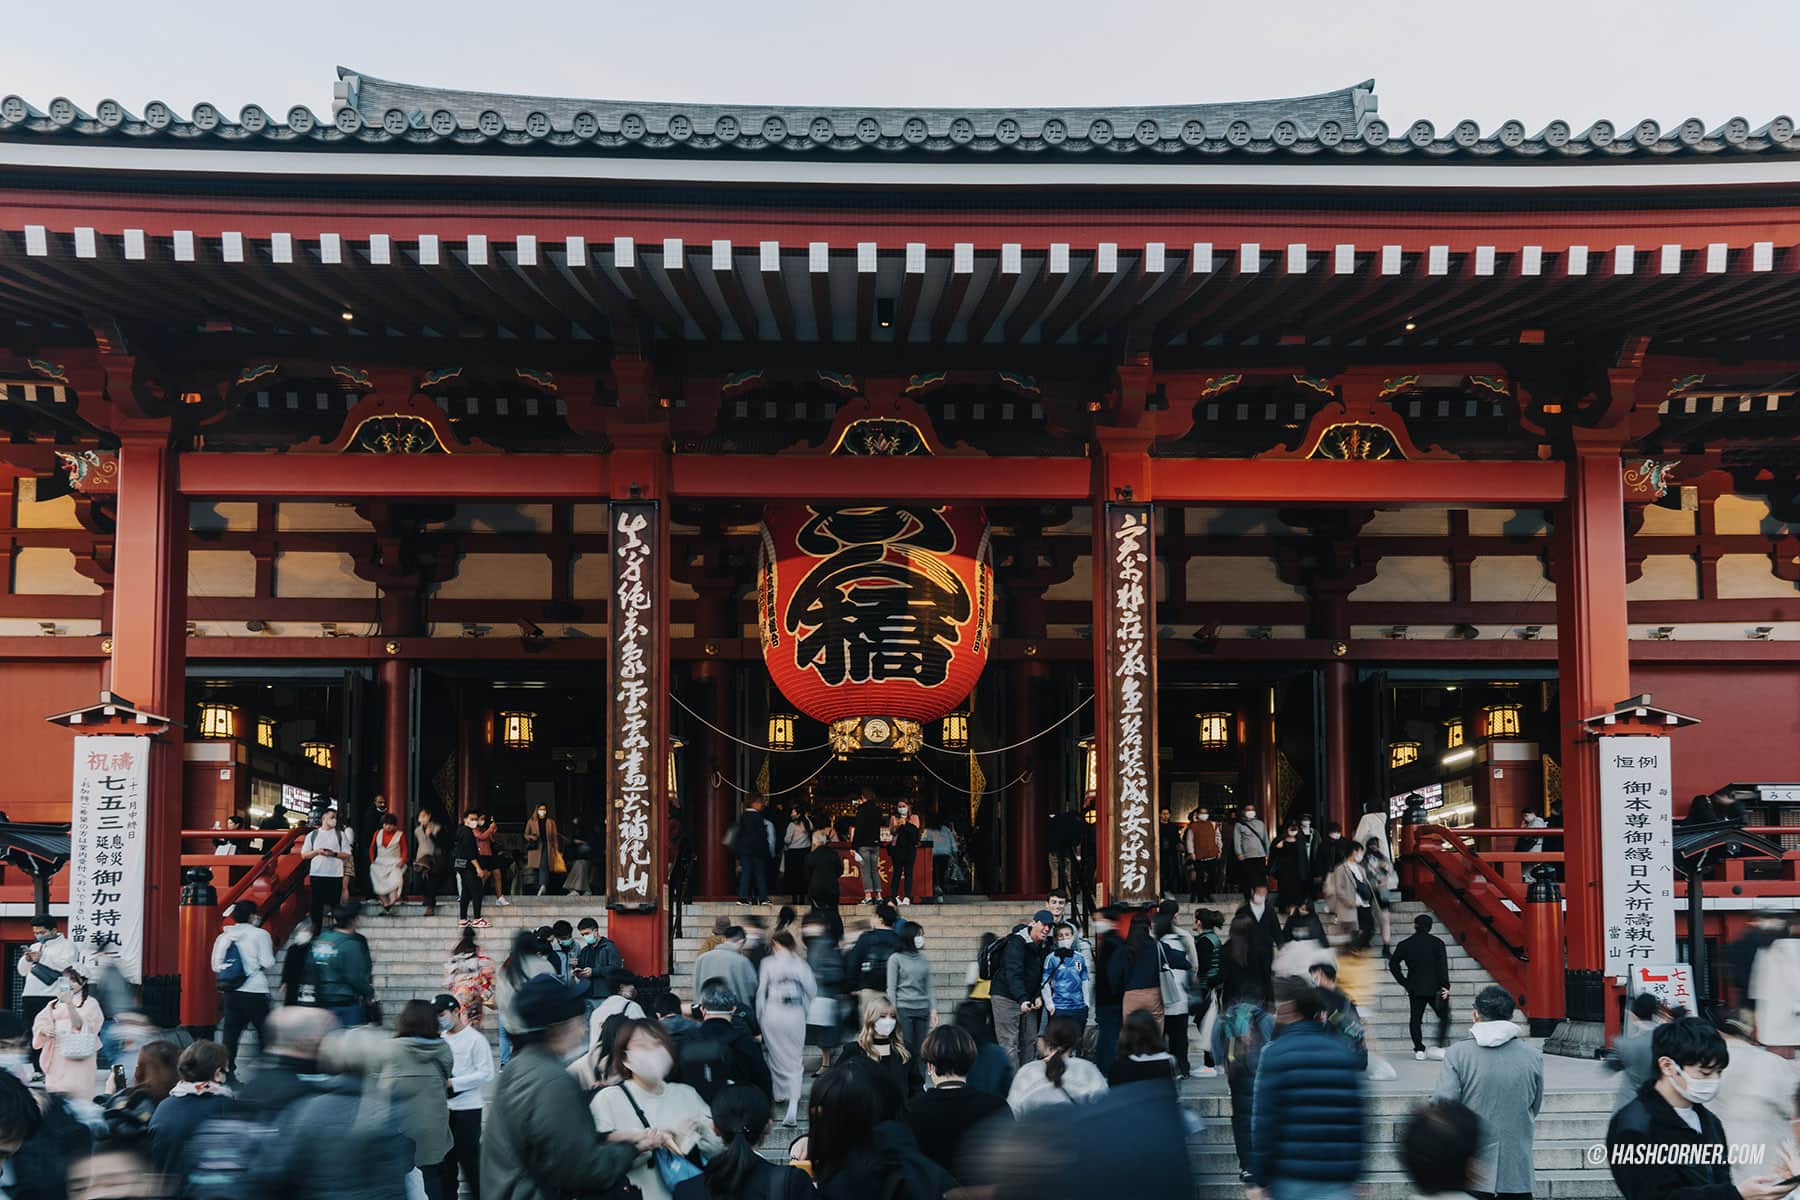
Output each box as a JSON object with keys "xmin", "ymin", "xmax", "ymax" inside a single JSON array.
[{"xmin": 0, "ymin": 69, "xmax": 1792, "ymax": 160}]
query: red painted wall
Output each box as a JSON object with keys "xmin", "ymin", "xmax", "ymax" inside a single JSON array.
[
  {"xmin": 1630, "ymin": 664, "xmax": 1800, "ymax": 814},
  {"xmin": 0, "ymin": 661, "xmax": 102, "ymax": 823}
]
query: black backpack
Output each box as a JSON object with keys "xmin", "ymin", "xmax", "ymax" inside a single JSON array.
[
  {"xmin": 675, "ymin": 1028, "xmax": 735, "ymax": 1104},
  {"xmin": 977, "ymin": 934, "xmax": 1009, "ymax": 982},
  {"xmin": 857, "ymin": 934, "xmax": 898, "ymax": 990}
]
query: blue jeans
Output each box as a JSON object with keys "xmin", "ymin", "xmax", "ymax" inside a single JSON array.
[
  {"xmin": 738, "ymin": 855, "xmax": 769, "ymax": 903},
  {"xmin": 329, "ymin": 1002, "xmax": 364, "ymax": 1028},
  {"xmin": 498, "ymin": 1021, "xmax": 513, "ymax": 1067},
  {"xmin": 1270, "ymin": 1181, "xmax": 1353, "ymax": 1200}
]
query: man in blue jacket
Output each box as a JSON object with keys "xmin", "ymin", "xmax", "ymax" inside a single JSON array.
[{"xmin": 1248, "ymin": 975, "xmax": 1364, "ymax": 1200}]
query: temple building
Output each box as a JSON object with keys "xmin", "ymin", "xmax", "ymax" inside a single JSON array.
[{"xmin": 1, "ymin": 70, "xmax": 1798, "ymax": 1030}]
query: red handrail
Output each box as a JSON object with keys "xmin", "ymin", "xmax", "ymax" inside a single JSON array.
[
  {"xmin": 1401, "ymin": 823, "xmax": 1533, "ymax": 1002},
  {"xmin": 176, "ymin": 827, "xmax": 313, "ymax": 1030}
]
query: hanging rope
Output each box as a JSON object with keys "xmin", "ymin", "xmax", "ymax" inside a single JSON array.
[
  {"xmin": 916, "ymin": 753, "xmax": 1034, "ymax": 796},
  {"xmin": 672, "ymin": 693, "xmax": 831, "ymax": 754},
  {"xmin": 916, "ymin": 693, "xmax": 1094, "ymax": 756},
  {"xmin": 711, "ymin": 753, "xmax": 837, "ymax": 797}
]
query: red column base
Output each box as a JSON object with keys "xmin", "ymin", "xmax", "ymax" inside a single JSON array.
[{"xmin": 607, "ymin": 910, "xmax": 667, "ymax": 977}]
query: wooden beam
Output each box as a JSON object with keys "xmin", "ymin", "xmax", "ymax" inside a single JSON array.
[
  {"xmin": 670, "ymin": 453, "xmax": 1091, "ymax": 501},
  {"xmin": 178, "ymin": 452, "xmax": 608, "ymax": 498},
  {"xmin": 1151, "ymin": 458, "xmax": 1565, "ymax": 506}
]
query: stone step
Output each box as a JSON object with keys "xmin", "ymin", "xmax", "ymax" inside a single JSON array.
[
  {"xmin": 1190, "ymin": 1139, "xmax": 1612, "ymax": 1177},
  {"xmin": 1192, "ymin": 1172, "xmax": 1620, "ymax": 1200}
]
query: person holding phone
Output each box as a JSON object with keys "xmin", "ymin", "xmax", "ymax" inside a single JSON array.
[{"xmin": 302, "ymin": 807, "xmax": 354, "ymax": 932}]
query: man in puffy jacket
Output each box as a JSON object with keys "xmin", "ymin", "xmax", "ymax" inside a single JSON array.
[{"xmin": 1248, "ymin": 975, "xmax": 1363, "ymax": 1200}]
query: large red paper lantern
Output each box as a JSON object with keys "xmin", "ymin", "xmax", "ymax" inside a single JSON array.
[{"xmin": 758, "ymin": 505, "xmax": 993, "ymax": 724}]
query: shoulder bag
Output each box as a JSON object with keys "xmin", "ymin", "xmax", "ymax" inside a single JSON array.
[{"xmin": 616, "ymin": 1083, "xmax": 705, "ymax": 1192}]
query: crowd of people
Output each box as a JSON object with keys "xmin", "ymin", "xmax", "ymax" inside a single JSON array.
[{"xmin": 17, "ymin": 789, "xmax": 1800, "ymax": 1200}]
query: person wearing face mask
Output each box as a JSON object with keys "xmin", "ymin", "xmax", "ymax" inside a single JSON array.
[
  {"xmin": 1235, "ymin": 884, "xmax": 1286, "ymax": 957},
  {"xmin": 838, "ymin": 994, "xmax": 922, "ymax": 1106},
  {"xmin": 1232, "ymin": 805, "xmax": 1269, "ymax": 898},
  {"xmin": 301, "ymin": 806, "xmax": 353, "ymax": 933},
  {"xmin": 31, "ymin": 969, "xmax": 101, "ymax": 1099},
  {"xmin": 486, "ymin": 975, "xmax": 644, "ymax": 1200},
  {"xmin": 452, "ymin": 811, "xmax": 485, "ymax": 928},
  {"xmin": 574, "ymin": 916, "xmax": 624, "ymax": 1016},
  {"xmin": 592, "ymin": 1019, "xmax": 723, "ymax": 1200},
  {"xmin": 16, "ymin": 917, "xmax": 78, "ymax": 1072},
  {"xmin": 1185, "ymin": 807, "xmax": 1221, "ymax": 903},
  {"xmin": 523, "ymin": 803, "xmax": 565, "ymax": 896},
  {"xmin": 1041, "ymin": 921, "xmax": 1091, "ymax": 1029},
  {"xmin": 904, "ymin": 1025, "xmax": 1013, "ymax": 1177},
  {"xmin": 1608, "ymin": 1017, "xmax": 1794, "ymax": 1200},
  {"xmin": 889, "ymin": 803, "xmax": 922, "ymax": 906},
  {"xmin": 1430, "ymin": 985, "xmax": 1542, "ymax": 1200},
  {"xmin": 886, "ymin": 921, "xmax": 936, "ymax": 1061},
  {"xmin": 433, "ymin": 993, "xmax": 493, "ymax": 1200}
]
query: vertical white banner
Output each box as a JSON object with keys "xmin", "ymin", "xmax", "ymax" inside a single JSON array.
[
  {"xmin": 1599, "ymin": 734, "xmax": 1677, "ymax": 979},
  {"xmin": 70, "ymin": 734, "xmax": 149, "ymax": 983}
]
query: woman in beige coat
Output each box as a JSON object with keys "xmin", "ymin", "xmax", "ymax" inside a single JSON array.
[
  {"xmin": 1324, "ymin": 843, "xmax": 1375, "ymax": 951},
  {"xmin": 523, "ymin": 803, "xmax": 566, "ymax": 894}
]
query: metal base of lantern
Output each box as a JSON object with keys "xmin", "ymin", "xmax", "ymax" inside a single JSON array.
[{"xmin": 827, "ymin": 716, "xmax": 923, "ymax": 755}]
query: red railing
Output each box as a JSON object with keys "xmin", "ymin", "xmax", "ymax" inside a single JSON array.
[
  {"xmin": 176, "ymin": 827, "xmax": 312, "ymax": 1030},
  {"xmin": 1401, "ymin": 824, "xmax": 1537, "ymax": 1002}
]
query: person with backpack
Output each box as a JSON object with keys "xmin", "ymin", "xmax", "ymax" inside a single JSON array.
[
  {"xmin": 210, "ymin": 900, "xmax": 275, "ymax": 1081},
  {"xmin": 1211, "ymin": 990, "xmax": 1274, "ymax": 1182},
  {"xmin": 301, "ymin": 807, "xmax": 354, "ymax": 935},
  {"xmin": 888, "ymin": 803, "xmax": 922, "ymax": 906},
  {"xmin": 987, "ymin": 911, "xmax": 1052, "ymax": 1068},
  {"xmin": 843, "ymin": 904, "xmax": 904, "ymax": 1018},
  {"xmin": 304, "ymin": 903, "xmax": 374, "ymax": 1027},
  {"xmin": 574, "ymin": 916, "xmax": 624, "ymax": 1019},
  {"xmin": 675, "ymin": 982, "xmax": 773, "ymax": 1105}
]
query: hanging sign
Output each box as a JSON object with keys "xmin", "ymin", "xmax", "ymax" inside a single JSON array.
[
  {"xmin": 1599, "ymin": 734, "xmax": 1677, "ymax": 978},
  {"xmin": 69, "ymin": 735, "xmax": 148, "ymax": 983},
  {"xmin": 607, "ymin": 501, "xmax": 663, "ymax": 911},
  {"xmin": 1101, "ymin": 503, "xmax": 1159, "ymax": 906},
  {"xmin": 758, "ymin": 505, "xmax": 992, "ymax": 723}
]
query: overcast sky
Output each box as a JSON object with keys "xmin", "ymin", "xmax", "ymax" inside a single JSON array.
[{"xmin": 6, "ymin": 0, "xmax": 1796, "ymax": 131}]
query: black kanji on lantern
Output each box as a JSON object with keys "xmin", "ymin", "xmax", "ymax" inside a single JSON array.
[{"xmin": 784, "ymin": 506, "xmax": 972, "ymax": 688}]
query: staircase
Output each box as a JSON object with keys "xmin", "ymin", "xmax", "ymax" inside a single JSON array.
[{"xmin": 353, "ymin": 894, "xmax": 1623, "ymax": 1199}]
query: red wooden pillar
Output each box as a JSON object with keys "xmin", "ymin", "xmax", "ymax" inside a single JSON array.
[
  {"xmin": 1008, "ymin": 660, "xmax": 1050, "ymax": 897},
  {"xmin": 1323, "ymin": 660, "xmax": 1354, "ymax": 831},
  {"xmin": 1554, "ymin": 442, "xmax": 1632, "ymax": 1019},
  {"xmin": 378, "ymin": 658, "xmax": 409, "ymax": 823},
  {"xmin": 693, "ymin": 660, "xmax": 733, "ymax": 899},
  {"xmin": 110, "ymin": 434, "xmax": 187, "ymax": 979}
]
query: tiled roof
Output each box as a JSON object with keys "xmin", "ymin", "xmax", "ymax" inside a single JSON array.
[{"xmin": 0, "ymin": 68, "xmax": 1791, "ymax": 160}]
